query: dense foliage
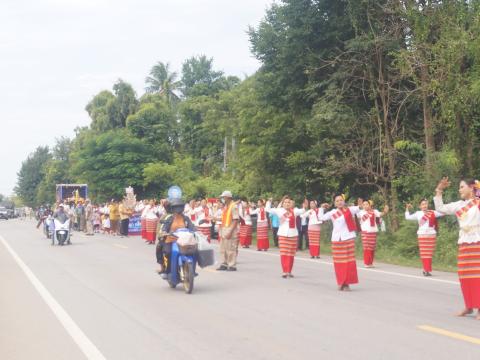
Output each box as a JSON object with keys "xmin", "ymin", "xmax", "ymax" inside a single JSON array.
[{"xmin": 16, "ymin": 1, "xmax": 480, "ymax": 234}]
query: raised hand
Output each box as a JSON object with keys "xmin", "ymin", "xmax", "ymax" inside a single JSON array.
[{"xmin": 436, "ymin": 177, "xmax": 451, "ymax": 192}]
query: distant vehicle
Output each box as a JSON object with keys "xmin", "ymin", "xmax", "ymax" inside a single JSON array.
[
  {"xmin": 0, "ymin": 207, "xmax": 9, "ymax": 220},
  {"xmin": 56, "ymin": 184, "xmax": 88, "ymax": 203}
]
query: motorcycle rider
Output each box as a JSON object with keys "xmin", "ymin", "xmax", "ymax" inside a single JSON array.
[
  {"xmin": 156, "ymin": 198, "xmax": 195, "ymax": 278},
  {"xmin": 54, "ymin": 204, "xmax": 69, "ymax": 223}
]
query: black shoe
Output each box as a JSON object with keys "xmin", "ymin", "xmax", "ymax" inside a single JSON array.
[
  {"xmin": 423, "ymin": 271, "xmax": 432, "ymax": 277},
  {"xmin": 227, "ymin": 266, "xmax": 237, "ymax": 272},
  {"xmin": 311, "ymin": 256, "xmax": 315, "ymax": 259},
  {"xmin": 216, "ymin": 264, "xmax": 228, "ymax": 271}
]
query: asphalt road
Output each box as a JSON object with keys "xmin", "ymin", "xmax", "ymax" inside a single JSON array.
[{"xmin": 1, "ymin": 219, "xmax": 479, "ymax": 360}]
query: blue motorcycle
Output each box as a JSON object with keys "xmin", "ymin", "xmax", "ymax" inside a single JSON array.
[{"xmin": 163, "ymin": 229, "xmax": 198, "ymax": 294}]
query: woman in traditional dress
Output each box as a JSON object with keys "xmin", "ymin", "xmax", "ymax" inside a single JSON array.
[
  {"xmin": 140, "ymin": 200, "xmax": 149, "ymax": 241},
  {"xmin": 434, "ymin": 177, "xmax": 480, "ymax": 319},
  {"xmin": 405, "ymin": 199, "xmax": 443, "ymax": 276},
  {"xmin": 251, "ymin": 199, "xmax": 269, "ymax": 251},
  {"xmin": 194, "ymin": 199, "xmax": 212, "ymax": 242},
  {"xmin": 301, "ymin": 200, "xmax": 324, "ymax": 259},
  {"xmin": 239, "ymin": 199, "xmax": 253, "ymax": 248},
  {"xmin": 320, "ymin": 195, "xmax": 361, "ymax": 291},
  {"xmin": 267, "ymin": 196, "xmax": 305, "ymax": 278},
  {"xmin": 144, "ymin": 199, "xmax": 158, "ymax": 245},
  {"xmin": 357, "ymin": 200, "xmax": 388, "ymax": 268}
]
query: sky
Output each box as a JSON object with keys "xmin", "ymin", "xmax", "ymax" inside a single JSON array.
[{"xmin": 0, "ymin": 0, "xmax": 273, "ymax": 196}]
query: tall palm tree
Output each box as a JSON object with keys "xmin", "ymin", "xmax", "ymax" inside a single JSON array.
[{"xmin": 145, "ymin": 62, "xmax": 181, "ymax": 103}]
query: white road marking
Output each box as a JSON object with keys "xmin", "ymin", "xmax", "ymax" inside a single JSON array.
[
  {"xmin": 234, "ymin": 246, "xmax": 460, "ymax": 285},
  {"xmin": 0, "ymin": 235, "xmax": 107, "ymax": 360}
]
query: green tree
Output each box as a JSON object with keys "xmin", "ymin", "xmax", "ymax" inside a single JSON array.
[
  {"xmin": 181, "ymin": 55, "xmax": 231, "ymax": 97},
  {"xmin": 15, "ymin": 146, "xmax": 52, "ymax": 206},
  {"xmin": 126, "ymin": 95, "xmax": 177, "ymax": 161},
  {"xmin": 145, "ymin": 61, "xmax": 181, "ymax": 103},
  {"xmin": 70, "ymin": 129, "xmax": 155, "ymax": 202}
]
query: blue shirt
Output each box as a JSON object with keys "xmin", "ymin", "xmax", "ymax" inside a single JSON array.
[{"xmin": 269, "ymin": 212, "xmax": 279, "ymax": 228}]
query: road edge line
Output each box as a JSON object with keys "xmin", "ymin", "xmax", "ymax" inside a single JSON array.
[{"xmin": 0, "ymin": 234, "xmax": 107, "ymax": 360}]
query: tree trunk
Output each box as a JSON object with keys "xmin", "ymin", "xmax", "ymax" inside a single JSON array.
[{"xmin": 421, "ymin": 64, "xmax": 435, "ymax": 175}]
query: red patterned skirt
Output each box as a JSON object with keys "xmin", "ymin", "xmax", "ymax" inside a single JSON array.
[
  {"xmin": 308, "ymin": 224, "xmax": 321, "ymax": 257},
  {"xmin": 361, "ymin": 231, "xmax": 377, "ymax": 266},
  {"xmin": 279, "ymin": 236, "xmax": 297, "ymax": 273},
  {"xmin": 196, "ymin": 226, "xmax": 211, "ymax": 243},
  {"xmin": 458, "ymin": 242, "xmax": 480, "ymax": 309},
  {"xmin": 141, "ymin": 218, "xmax": 147, "ymax": 239},
  {"xmin": 145, "ymin": 218, "xmax": 158, "ymax": 242},
  {"xmin": 256, "ymin": 221, "xmax": 269, "ymax": 250},
  {"xmin": 418, "ymin": 234, "xmax": 436, "ymax": 272},
  {"xmin": 239, "ymin": 224, "xmax": 253, "ymax": 247},
  {"xmin": 332, "ymin": 239, "xmax": 358, "ymax": 285}
]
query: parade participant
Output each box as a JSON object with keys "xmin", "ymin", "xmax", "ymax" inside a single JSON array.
[
  {"xmin": 239, "ymin": 199, "xmax": 253, "ymax": 248},
  {"xmin": 185, "ymin": 200, "xmax": 198, "ymax": 224},
  {"xmin": 140, "ymin": 200, "xmax": 150, "ymax": 240},
  {"xmin": 405, "ymin": 199, "xmax": 444, "ymax": 276},
  {"xmin": 145, "ymin": 199, "xmax": 158, "ymax": 244},
  {"xmin": 357, "ymin": 200, "xmax": 389, "ymax": 267},
  {"xmin": 251, "ymin": 199, "xmax": 269, "ymax": 251},
  {"xmin": 194, "ymin": 199, "xmax": 212, "ymax": 242},
  {"xmin": 217, "ymin": 191, "xmax": 240, "ymax": 271},
  {"xmin": 212, "ymin": 202, "xmax": 223, "ymax": 241},
  {"xmin": 320, "ymin": 195, "xmax": 361, "ymax": 291},
  {"xmin": 136, "ymin": 200, "xmax": 147, "ymax": 240},
  {"xmin": 301, "ymin": 200, "xmax": 324, "ymax": 259},
  {"xmin": 267, "ymin": 196, "xmax": 305, "ymax": 278},
  {"xmin": 434, "ymin": 177, "xmax": 480, "ymax": 319}
]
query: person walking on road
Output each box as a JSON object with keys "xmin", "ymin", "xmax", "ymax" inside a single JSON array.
[
  {"xmin": 216, "ymin": 191, "xmax": 240, "ymax": 272},
  {"xmin": 301, "ymin": 200, "xmax": 324, "ymax": 259},
  {"xmin": 320, "ymin": 195, "xmax": 360, "ymax": 291},
  {"xmin": 357, "ymin": 199, "xmax": 388, "ymax": 268},
  {"xmin": 405, "ymin": 199, "xmax": 443, "ymax": 276},
  {"xmin": 267, "ymin": 196, "xmax": 305, "ymax": 279},
  {"xmin": 434, "ymin": 177, "xmax": 480, "ymax": 320}
]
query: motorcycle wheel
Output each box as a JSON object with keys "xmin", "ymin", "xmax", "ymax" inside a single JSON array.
[{"xmin": 182, "ymin": 262, "xmax": 194, "ymax": 294}]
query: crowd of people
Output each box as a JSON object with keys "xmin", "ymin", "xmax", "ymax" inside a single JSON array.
[{"xmin": 33, "ymin": 176, "xmax": 480, "ymax": 320}]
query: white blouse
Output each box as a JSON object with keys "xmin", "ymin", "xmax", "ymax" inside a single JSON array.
[
  {"xmin": 357, "ymin": 209, "xmax": 381, "ymax": 233},
  {"xmin": 321, "ymin": 206, "xmax": 360, "ymax": 241},
  {"xmin": 301, "ymin": 208, "xmax": 324, "ymax": 226},
  {"xmin": 266, "ymin": 207, "xmax": 305, "ymax": 237},
  {"xmin": 405, "ymin": 210, "xmax": 443, "ymax": 235},
  {"xmin": 193, "ymin": 206, "xmax": 211, "ymax": 227},
  {"xmin": 239, "ymin": 203, "xmax": 253, "ymax": 226},
  {"xmin": 434, "ymin": 196, "xmax": 480, "ymax": 244},
  {"xmin": 250, "ymin": 207, "xmax": 269, "ymax": 224}
]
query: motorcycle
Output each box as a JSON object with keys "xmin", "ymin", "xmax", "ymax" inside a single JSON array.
[
  {"xmin": 53, "ymin": 218, "xmax": 71, "ymax": 246},
  {"xmin": 162, "ymin": 228, "xmax": 198, "ymax": 294},
  {"xmin": 43, "ymin": 215, "xmax": 54, "ymax": 239}
]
